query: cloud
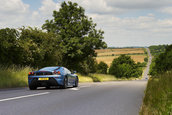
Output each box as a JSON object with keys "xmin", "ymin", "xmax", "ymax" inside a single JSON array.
[
  {"xmin": 160, "ymin": 7, "xmax": 172, "ymax": 14},
  {"xmin": 70, "ymin": 0, "xmax": 125, "ymax": 14},
  {"xmin": 39, "ymin": 0, "xmax": 60, "ymax": 17},
  {"xmin": 0, "ymin": 0, "xmax": 172, "ymax": 46},
  {"xmin": 0, "ymin": 0, "xmax": 29, "ymax": 14},
  {"xmin": 0, "ymin": 0, "xmax": 29, "ymax": 28},
  {"xmin": 29, "ymin": 0, "xmax": 61, "ymax": 27},
  {"xmin": 88, "ymin": 13, "xmax": 172, "ymax": 46},
  {"xmin": 106, "ymin": 0, "xmax": 172, "ymax": 9}
]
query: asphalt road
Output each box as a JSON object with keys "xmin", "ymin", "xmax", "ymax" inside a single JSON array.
[{"xmin": 0, "ymin": 48, "xmax": 152, "ymax": 115}]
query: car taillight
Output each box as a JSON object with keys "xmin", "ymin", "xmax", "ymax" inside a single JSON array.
[
  {"xmin": 28, "ymin": 72, "xmax": 34, "ymax": 75},
  {"xmin": 57, "ymin": 71, "xmax": 60, "ymax": 75},
  {"xmin": 54, "ymin": 71, "xmax": 61, "ymax": 75}
]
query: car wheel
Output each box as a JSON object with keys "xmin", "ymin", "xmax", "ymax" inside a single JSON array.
[
  {"xmin": 74, "ymin": 77, "xmax": 78, "ymax": 87},
  {"xmin": 62, "ymin": 77, "xmax": 68, "ymax": 89},
  {"xmin": 29, "ymin": 85, "xmax": 37, "ymax": 90}
]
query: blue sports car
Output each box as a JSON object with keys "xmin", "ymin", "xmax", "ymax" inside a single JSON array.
[{"xmin": 28, "ymin": 66, "xmax": 78, "ymax": 90}]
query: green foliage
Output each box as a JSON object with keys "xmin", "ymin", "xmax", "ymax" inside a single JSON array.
[
  {"xmin": 144, "ymin": 57, "xmax": 148, "ymax": 62},
  {"xmin": 137, "ymin": 62, "xmax": 147, "ymax": 67},
  {"xmin": 76, "ymin": 56, "xmax": 97, "ymax": 75},
  {"xmin": 149, "ymin": 45, "xmax": 167, "ymax": 56},
  {"xmin": 42, "ymin": 1, "xmax": 107, "ymax": 73},
  {"xmin": 0, "ymin": 1, "xmax": 106, "ymax": 75},
  {"xmin": 109, "ymin": 55, "xmax": 142, "ymax": 78},
  {"xmin": 149, "ymin": 58, "xmax": 157, "ymax": 76},
  {"xmin": 0, "ymin": 65, "xmax": 31, "ymax": 88},
  {"xmin": 0, "ymin": 28, "xmax": 20, "ymax": 65},
  {"xmin": 97, "ymin": 61, "xmax": 108, "ymax": 74},
  {"xmin": 0, "ymin": 27, "xmax": 62, "ymax": 68},
  {"xmin": 150, "ymin": 44, "xmax": 172, "ymax": 75}
]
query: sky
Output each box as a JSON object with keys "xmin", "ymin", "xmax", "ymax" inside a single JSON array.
[{"xmin": 0, "ymin": 0, "xmax": 172, "ymax": 47}]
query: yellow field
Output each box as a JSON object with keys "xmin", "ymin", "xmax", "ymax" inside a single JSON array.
[
  {"xmin": 95, "ymin": 48, "xmax": 146, "ymax": 66},
  {"xmin": 96, "ymin": 48, "xmax": 145, "ymax": 57}
]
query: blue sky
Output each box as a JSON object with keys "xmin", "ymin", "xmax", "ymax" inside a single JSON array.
[
  {"xmin": 23, "ymin": 0, "xmax": 42, "ymax": 11},
  {"xmin": 0, "ymin": 0, "xmax": 172, "ymax": 47}
]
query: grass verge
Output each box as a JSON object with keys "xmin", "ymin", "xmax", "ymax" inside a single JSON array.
[
  {"xmin": 0, "ymin": 65, "xmax": 31, "ymax": 88},
  {"xmin": 140, "ymin": 70, "xmax": 172, "ymax": 114},
  {"xmin": 0, "ymin": 65, "xmax": 142, "ymax": 88},
  {"xmin": 78, "ymin": 73, "xmax": 141, "ymax": 82}
]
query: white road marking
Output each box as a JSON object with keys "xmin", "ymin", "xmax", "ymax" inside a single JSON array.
[
  {"xmin": 0, "ymin": 92, "xmax": 50, "ymax": 102},
  {"xmin": 79, "ymin": 86, "xmax": 90, "ymax": 88},
  {"xmin": 69, "ymin": 88, "xmax": 79, "ymax": 90}
]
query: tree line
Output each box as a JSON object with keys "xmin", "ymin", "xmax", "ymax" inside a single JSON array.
[
  {"xmin": 0, "ymin": 1, "xmax": 106, "ymax": 74},
  {"xmin": 149, "ymin": 44, "xmax": 172, "ymax": 75},
  {"xmin": 0, "ymin": 1, "xmax": 146, "ymax": 78}
]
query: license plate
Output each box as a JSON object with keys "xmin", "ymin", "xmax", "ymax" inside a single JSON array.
[{"xmin": 38, "ymin": 78, "xmax": 49, "ymax": 80}]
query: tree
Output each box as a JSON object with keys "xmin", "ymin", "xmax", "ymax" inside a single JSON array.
[
  {"xmin": 0, "ymin": 28, "xmax": 20, "ymax": 65},
  {"xmin": 19, "ymin": 27, "xmax": 62, "ymax": 67},
  {"xmin": 0, "ymin": 27, "xmax": 62, "ymax": 68},
  {"xmin": 152, "ymin": 44, "xmax": 172, "ymax": 74},
  {"xmin": 42, "ymin": 1, "xmax": 107, "ymax": 73},
  {"xmin": 97, "ymin": 61, "xmax": 108, "ymax": 74},
  {"xmin": 109, "ymin": 55, "xmax": 142, "ymax": 78},
  {"xmin": 144, "ymin": 57, "xmax": 148, "ymax": 62}
]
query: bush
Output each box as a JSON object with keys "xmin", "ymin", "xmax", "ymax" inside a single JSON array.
[
  {"xmin": 97, "ymin": 61, "xmax": 108, "ymax": 74},
  {"xmin": 109, "ymin": 54, "xmax": 142, "ymax": 78},
  {"xmin": 77, "ymin": 56, "xmax": 98, "ymax": 75},
  {"xmin": 137, "ymin": 62, "xmax": 147, "ymax": 67},
  {"xmin": 151, "ymin": 44, "xmax": 172, "ymax": 74},
  {"xmin": 144, "ymin": 57, "xmax": 148, "ymax": 62}
]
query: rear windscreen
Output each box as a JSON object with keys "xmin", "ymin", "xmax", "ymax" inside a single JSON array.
[{"xmin": 39, "ymin": 67, "xmax": 59, "ymax": 71}]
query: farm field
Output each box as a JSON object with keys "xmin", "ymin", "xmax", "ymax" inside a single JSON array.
[{"xmin": 95, "ymin": 48, "xmax": 146, "ymax": 66}]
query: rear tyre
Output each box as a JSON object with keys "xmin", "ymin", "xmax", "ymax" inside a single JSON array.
[
  {"xmin": 74, "ymin": 77, "xmax": 78, "ymax": 87},
  {"xmin": 29, "ymin": 85, "xmax": 37, "ymax": 90},
  {"xmin": 62, "ymin": 77, "xmax": 68, "ymax": 89}
]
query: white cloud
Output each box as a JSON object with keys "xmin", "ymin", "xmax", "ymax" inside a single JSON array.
[
  {"xmin": 160, "ymin": 7, "xmax": 172, "ymax": 14},
  {"xmin": 88, "ymin": 13, "xmax": 172, "ymax": 46},
  {"xmin": 0, "ymin": 0, "xmax": 29, "ymax": 28},
  {"xmin": 70, "ymin": 0, "xmax": 125, "ymax": 14},
  {"xmin": 0, "ymin": 0, "xmax": 29, "ymax": 14},
  {"xmin": 0, "ymin": 0, "xmax": 172, "ymax": 46},
  {"xmin": 39, "ymin": 0, "xmax": 60, "ymax": 16},
  {"xmin": 106, "ymin": 0, "xmax": 172, "ymax": 9}
]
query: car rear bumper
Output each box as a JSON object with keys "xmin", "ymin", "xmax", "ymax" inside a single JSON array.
[{"xmin": 28, "ymin": 75, "xmax": 64, "ymax": 87}]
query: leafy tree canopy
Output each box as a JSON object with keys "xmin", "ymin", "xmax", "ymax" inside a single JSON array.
[
  {"xmin": 152, "ymin": 44, "xmax": 172, "ymax": 74},
  {"xmin": 0, "ymin": 27, "xmax": 62, "ymax": 68},
  {"xmin": 97, "ymin": 61, "xmax": 108, "ymax": 74},
  {"xmin": 42, "ymin": 1, "xmax": 107, "ymax": 71},
  {"xmin": 109, "ymin": 55, "xmax": 142, "ymax": 78}
]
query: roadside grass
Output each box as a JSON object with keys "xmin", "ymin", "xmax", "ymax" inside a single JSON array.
[
  {"xmin": 79, "ymin": 73, "xmax": 142, "ymax": 82},
  {"xmin": 78, "ymin": 74, "xmax": 93, "ymax": 83},
  {"xmin": 0, "ymin": 65, "xmax": 31, "ymax": 88},
  {"xmin": 140, "ymin": 70, "xmax": 172, "ymax": 115},
  {"xmin": 0, "ymin": 65, "xmax": 144, "ymax": 88}
]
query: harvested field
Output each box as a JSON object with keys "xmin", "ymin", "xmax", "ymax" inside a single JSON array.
[
  {"xmin": 96, "ymin": 48, "xmax": 145, "ymax": 57},
  {"xmin": 95, "ymin": 48, "xmax": 146, "ymax": 67}
]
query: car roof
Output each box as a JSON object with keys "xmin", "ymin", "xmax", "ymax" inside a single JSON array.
[{"xmin": 39, "ymin": 66, "xmax": 61, "ymax": 71}]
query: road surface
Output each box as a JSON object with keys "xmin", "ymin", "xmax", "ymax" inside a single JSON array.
[{"xmin": 0, "ymin": 48, "xmax": 152, "ymax": 115}]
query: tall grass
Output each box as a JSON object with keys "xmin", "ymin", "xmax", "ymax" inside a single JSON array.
[
  {"xmin": 0, "ymin": 65, "xmax": 143, "ymax": 88},
  {"xmin": 140, "ymin": 70, "xmax": 172, "ymax": 114},
  {"xmin": 0, "ymin": 65, "xmax": 32, "ymax": 88},
  {"xmin": 79, "ymin": 73, "xmax": 141, "ymax": 83}
]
